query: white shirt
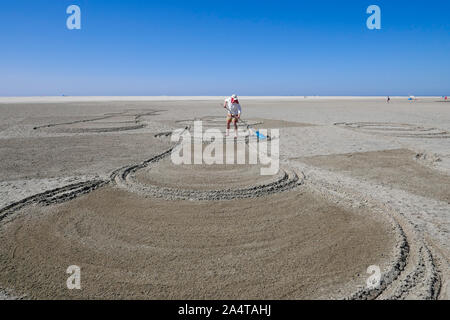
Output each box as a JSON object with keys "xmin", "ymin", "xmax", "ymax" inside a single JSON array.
[{"xmin": 225, "ymin": 97, "xmax": 242, "ymax": 116}]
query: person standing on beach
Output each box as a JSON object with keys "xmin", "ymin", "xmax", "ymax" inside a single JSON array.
[
  {"xmin": 223, "ymin": 94, "xmax": 242, "ymax": 138},
  {"xmin": 387, "ymin": 96, "xmax": 391, "ymax": 103}
]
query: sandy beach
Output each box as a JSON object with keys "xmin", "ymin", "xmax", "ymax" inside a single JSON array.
[{"xmin": 0, "ymin": 96, "xmax": 448, "ymax": 299}]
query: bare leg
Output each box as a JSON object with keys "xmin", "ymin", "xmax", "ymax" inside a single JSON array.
[{"xmin": 226, "ymin": 118, "xmax": 231, "ymax": 136}]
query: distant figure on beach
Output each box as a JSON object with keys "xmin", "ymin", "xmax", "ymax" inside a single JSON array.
[
  {"xmin": 387, "ymin": 96, "xmax": 390, "ymax": 103},
  {"xmin": 223, "ymin": 94, "xmax": 242, "ymax": 138}
]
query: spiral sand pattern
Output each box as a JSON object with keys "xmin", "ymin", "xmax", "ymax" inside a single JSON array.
[{"xmin": 0, "ymin": 101, "xmax": 446, "ymax": 299}]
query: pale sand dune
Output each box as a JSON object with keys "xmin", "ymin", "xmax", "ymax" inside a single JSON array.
[{"xmin": 0, "ymin": 97, "xmax": 448, "ymax": 299}]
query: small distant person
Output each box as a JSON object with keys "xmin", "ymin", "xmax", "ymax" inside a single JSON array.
[
  {"xmin": 387, "ymin": 96, "xmax": 390, "ymax": 103},
  {"xmin": 224, "ymin": 94, "xmax": 242, "ymax": 138}
]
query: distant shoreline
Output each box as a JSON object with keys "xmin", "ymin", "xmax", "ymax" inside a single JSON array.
[{"xmin": 0, "ymin": 96, "xmax": 445, "ymax": 104}]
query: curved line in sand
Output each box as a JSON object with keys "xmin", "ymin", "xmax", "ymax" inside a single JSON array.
[
  {"xmin": 32, "ymin": 110, "xmax": 163, "ymax": 133},
  {"xmin": 0, "ymin": 133, "xmax": 442, "ymax": 299},
  {"xmin": 298, "ymin": 164, "xmax": 442, "ymax": 299},
  {"xmin": 334, "ymin": 122, "xmax": 450, "ymax": 139}
]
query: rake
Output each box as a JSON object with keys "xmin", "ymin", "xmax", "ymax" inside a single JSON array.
[
  {"xmin": 222, "ymin": 104, "xmax": 267, "ymax": 140},
  {"xmin": 239, "ymin": 118, "xmax": 267, "ymax": 140}
]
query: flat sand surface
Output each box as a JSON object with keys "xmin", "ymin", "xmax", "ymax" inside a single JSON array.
[
  {"xmin": 0, "ymin": 97, "xmax": 449, "ymax": 299},
  {"xmin": 0, "ymin": 135, "xmax": 172, "ymax": 182},
  {"xmin": 300, "ymin": 149, "xmax": 450, "ymax": 203}
]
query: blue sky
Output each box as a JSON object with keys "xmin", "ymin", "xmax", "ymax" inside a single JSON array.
[{"xmin": 1, "ymin": 0, "xmax": 449, "ymax": 96}]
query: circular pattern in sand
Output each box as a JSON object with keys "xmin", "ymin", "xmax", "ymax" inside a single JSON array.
[
  {"xmin": 135, "ymin": 162, "xmax": 284, "ymax": 191},
  {"xmin": 34, "ymin": 110, "xmax": 163, "ymax": 134},
  {"xmin": 47, "ymin": 121, "xmax": 144, "ymax": 133},
  {"xmin": 38, "ymin": 116, "xmax": 143, "ymax": 133},
  {"xmin": 113, "ymin": 140, "xmax": 301, "ymax": 200},
  {"xmin": 176, "ymin": 117, "xmax": 261, "ymax": 130},
  {"xmin": 0, "ymin": 186, "xmax": 396, "ymax": 299},
  {"xmin": 334, "ymin": 122, "xmax": 450, "ymax": 138},
  {"xmin": 175, "ymin": 117, "xmax": 313, "ymax": 133}
]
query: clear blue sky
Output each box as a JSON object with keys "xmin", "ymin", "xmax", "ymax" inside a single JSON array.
[{"xmin": 1, "ymin": 0, "xmax": 449, "ymax": 96}]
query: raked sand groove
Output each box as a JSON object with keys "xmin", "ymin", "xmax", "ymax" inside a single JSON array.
[
  {"xmin": 33, "ymin": 109, "xmax": 164, "ymax": 134},
  {"xmin": 0, "ymin": 180, "xmax": 107, "ymax": 223},
  {"xmin": 0, "ymin": 127, "xmax": 395, "ymax": 299},
  {"xmin": 334, "ymin": 122, "xmax": 450, "ymax": 139},
  {"xmin": 0, "ymin": 133, "xmax": 423, "ymax": 299},
  {"xmin": 112, "ymin": 148, "xmax": 302, "ymax": 201},
  {"xmin": 291, "ymin": 161, "xmax": 442, "ymax": 299},
  {"xmin": 112, "ymin": 122, "xmax": 294, "ymax": 201},
  {"xmin": 0, "ymin": 98, "xmax": 448, "ymax": 299}
]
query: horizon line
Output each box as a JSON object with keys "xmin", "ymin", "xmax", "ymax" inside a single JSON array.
[{"xmin": 1, "ymin": 95, "xmax": 447, "ymax": 104}]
